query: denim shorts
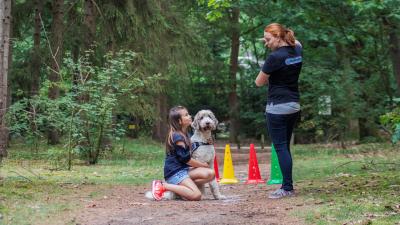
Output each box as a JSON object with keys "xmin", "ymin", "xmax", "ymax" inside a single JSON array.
[{"xmin": 165, "ymin": 168, "xmax": 190, "ymax": 185}]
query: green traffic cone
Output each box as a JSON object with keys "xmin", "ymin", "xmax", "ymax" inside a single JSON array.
[{"xmin": 267, "ymin": 144, "xmax": 283, "ymax": 185}]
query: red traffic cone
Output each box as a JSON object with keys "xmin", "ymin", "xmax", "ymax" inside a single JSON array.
[
  {"xmin": 245, "ymin": 144, "xmax": 265, "ymax": 184},
  {"xmin": 213, "ymin": 154, "xmax": 220, "ymax": 182}
]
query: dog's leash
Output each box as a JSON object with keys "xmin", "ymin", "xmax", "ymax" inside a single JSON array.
[
  {"xmin": 191, "ymin": 142, "xmax": 211, "ymax": 153},
  {"xmin": 191, "ymin": 135, "xmax": 215, "ymax": 154}
]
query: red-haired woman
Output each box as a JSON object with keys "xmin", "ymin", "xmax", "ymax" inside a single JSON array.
[{"xmin": 255, "ymin": 23, "xmax": 302, "ymax": 199}]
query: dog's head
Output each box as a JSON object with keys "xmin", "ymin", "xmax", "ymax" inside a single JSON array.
[{"xmin": 191, "ymin": 110, "xmax": 218, "ymax": 131}]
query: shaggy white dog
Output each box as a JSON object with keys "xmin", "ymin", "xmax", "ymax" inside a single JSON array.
[{"xmin": 190, "ymin": 109, "xmax": 226, "ymax": 200}]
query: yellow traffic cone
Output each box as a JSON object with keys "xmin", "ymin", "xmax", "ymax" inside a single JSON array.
[{"xmin": 220, "ymin": 144, "xmax": 239, "ymax": 184}]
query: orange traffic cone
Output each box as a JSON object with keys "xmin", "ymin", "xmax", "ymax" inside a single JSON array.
[
  {"xmin": 245, "ymin": 144, "xmax": 265, "ymax": 184},
  {"xmin": 213, "ymin": 154, "xmax": 220, "ymax": 182}
]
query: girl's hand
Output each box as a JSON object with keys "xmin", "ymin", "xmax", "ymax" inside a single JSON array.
[{"xmin": 187, "ymin": 158, "xmax": 209, "ymax": 168}]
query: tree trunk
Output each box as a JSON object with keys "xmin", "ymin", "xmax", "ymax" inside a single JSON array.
[
  {"xmin": 79, "ymin": 0, "xmax": 96, "ymax": 96},
  {"xmin": 31, "ymin": 0, "xmax": 42, "ymax": 96},
  {"xmin": 0, "ymin": 0, "xmax": 12, "ymax": 159},
  {"xmin": 48, "ymin": 0, "xmax": 64, "ymax": 144},
  {"xmin": 388, "ymin": 29, "xmax": 400, "ymax": 96},
  {"xmin": 228, "ymin": 6, "xmax": 240, "ymax": 144},
  {"xmin": 83, "ymin": 0, "xmax": 96, "ymax": 51},
  {"xmin": 67, "ymin": 2, "xmax": 81, "ymax": 89},
  {"xmin": 7, "ymin": 0, "xmax": 13, "ymax": 148},
  {"xmin": 152, "ymin": 93, "xmax": 168, "ymax": 142}
]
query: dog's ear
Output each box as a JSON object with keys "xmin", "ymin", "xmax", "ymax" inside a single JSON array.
[
  {"xmin": 191, "ymin": 112, "xmax": 200, "ymax": 130},
  {"xmin": 209, "ymin": 111, "xmax": 218, "ymax": 126}
]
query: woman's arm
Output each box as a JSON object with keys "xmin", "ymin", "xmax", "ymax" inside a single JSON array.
[{"xmin": 255, "ymin": 70, "xmax": 270, "ymax": 87}]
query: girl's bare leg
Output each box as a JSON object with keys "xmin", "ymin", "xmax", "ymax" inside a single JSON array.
[
  {"xmin": 189, "ymin": 167, "xmax": 215, "ymax": 184},
  {"xmin": 163, "ymin": 178, "xmax": 202, "ymax": 201}
]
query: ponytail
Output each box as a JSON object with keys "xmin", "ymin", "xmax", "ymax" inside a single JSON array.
[{"xmin": 284, "ymin": 29, "xmax": 296, "ymax": 47}]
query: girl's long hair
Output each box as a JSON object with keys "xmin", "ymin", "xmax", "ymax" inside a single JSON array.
[
  {"xmin": 264, "ymin": 23, "xmax": 296, "ymax": 47},
  {"xmin": 165, "ymin": 106, "xmax": 191, "ymax": 153}
]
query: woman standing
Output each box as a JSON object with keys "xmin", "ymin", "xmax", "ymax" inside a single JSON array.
[{"xmin": 255, "ymin": 23, "xmax": 302, "ymax": 199}]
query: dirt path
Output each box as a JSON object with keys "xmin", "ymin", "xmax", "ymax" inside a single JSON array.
[{"xmin": 73, "ymin": 152, "xmax": 307, "ymax": 225}]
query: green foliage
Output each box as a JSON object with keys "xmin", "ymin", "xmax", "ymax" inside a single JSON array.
[
  {"xmin": 7, "ymin": 0, "xmax": 400, "ymax": 145},
  {"xmin": 197, "ymin": 0, "xmax": 232, "ymax": 21},
  {"xmin": 392, "ymin": 124, "xmax": 400, "ymax": 144},
  {"xmin": 62, "ymin": 51, "xmax": 162, "ymax": 164},
  {"xmin": 250, "ymin": 0, "xmax": 398, "ymax": 143},
  {"xmin": 10, "ymin": 35, "xmax": 36, "ymax": 99},
  {"xmin": 6, "ymin": 51, "xmax": 162, "ymax": 165},
  {"xmin": 169, "ymin": 0, "xmax": 400, "ymax": 143},
  {"xmin": 380, "ymin": 104, "xmax": 400, "ymax": 144}
]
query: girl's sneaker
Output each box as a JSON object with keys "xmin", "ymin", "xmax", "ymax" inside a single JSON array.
[{"xmin": 151, "ymin": 180, "xmax": 166, "ymax": 201}]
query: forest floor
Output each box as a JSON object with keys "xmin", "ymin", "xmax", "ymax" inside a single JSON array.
[
  {"xmin": 4, "ymin": 142, "xmax": 398, "ymax": 224},
  {"xmin": 70, "ymin": 151, "xmax": 308, "ymax": 225}
]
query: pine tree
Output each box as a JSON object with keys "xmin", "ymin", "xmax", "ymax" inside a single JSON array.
[{"xmin": 0, "ymin": 0, "xmax": 12, "ymax": 160}]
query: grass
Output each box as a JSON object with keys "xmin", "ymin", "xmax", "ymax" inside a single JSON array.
[
  {"xmin": 0, "ymin": 137, "xmax": 165, "ymax": 224},
  {"xmin": 0, "ymin": 179, "xmax": 75, "ymax": 225},
  {"xmin": 0, "ymin": 139, "xmax": 399, "ymax": 224},
  {"xmin": 292, "ymin": 143, "xmax": 400, "ymax": 224}
]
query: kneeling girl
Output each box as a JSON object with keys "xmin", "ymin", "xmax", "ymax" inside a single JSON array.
[{"xmin": 151, "ymin": 106, "xmax": 215, "ymax": 201}]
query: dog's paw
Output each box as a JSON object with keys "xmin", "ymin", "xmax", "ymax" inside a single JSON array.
[{"xmin": 163, "ymin": 191, "xmax": 176, "ymax": 200}]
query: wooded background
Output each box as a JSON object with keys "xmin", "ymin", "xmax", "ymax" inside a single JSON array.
[{"xmin": 1, "ymin": 0, "xmax": 399, "ymax": 164}]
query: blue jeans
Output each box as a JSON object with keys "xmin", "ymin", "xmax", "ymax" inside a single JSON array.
[{"xmin": 266, "ymin": 111, "xmax": 300, "ymax": 191}]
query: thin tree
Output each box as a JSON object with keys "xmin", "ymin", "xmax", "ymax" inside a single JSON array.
[
  {"xmin": 83, "ymin": 0, "xmax": 96, "ymax": 51},
  {"xmin": 228, "ymin": 4, "xmax": 240, "ymax": 144},
  {"xmin": 152, "ymin": 90, "xmax": 168, "ymax": 141},
  {"xmin": 0, "ymin": 0, "xmax": 12, "ymax": 160},
  {"xmin": 386, "ymin": 22, "xmax": 400, "ymax": 96},
  {"xmin": 31, "ymin": 0, "xmax": 42, "ymax": 96},
  {"xmin": 47, "ymin": 0, "xmax": 64, "ymax": 144}
]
